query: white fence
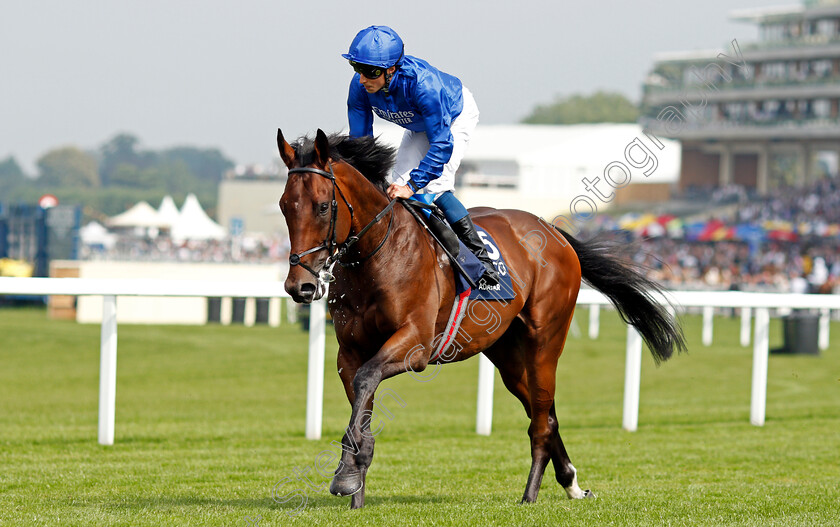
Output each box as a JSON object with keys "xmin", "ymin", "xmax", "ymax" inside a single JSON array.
[
  {"xmin": 576, "ymin": 289, "xmax": 836, "ymax": 431},
  {"xmin": 1, "ymin": 278, "xmax": 836, "ymax": 444},
  {"xmin": 0, "ymin": 277, "xmax": 311, "ymax": 445}
]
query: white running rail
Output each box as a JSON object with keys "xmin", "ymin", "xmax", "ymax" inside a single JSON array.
[{"xmin": 2, "ymin": 278, "xmax": 836, "ymax": 443}]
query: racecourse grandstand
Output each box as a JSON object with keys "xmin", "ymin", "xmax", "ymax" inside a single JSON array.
[{"xmin": 641, "ymin": 0, "xmax": 840, "ymax": 195}]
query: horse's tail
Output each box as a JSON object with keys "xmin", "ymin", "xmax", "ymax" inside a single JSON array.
[{"xmin": 560, "ymin": 229, "xmax": 686, "ymax": 363}]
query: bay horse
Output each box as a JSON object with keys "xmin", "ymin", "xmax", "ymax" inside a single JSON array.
[{"xmin": 277, "ymin": 128, "xmax": 685, "ymax": 509}]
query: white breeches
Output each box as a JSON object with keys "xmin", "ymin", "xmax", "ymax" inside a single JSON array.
[{"xmin": 389, "ymin": 86, "xmax": 480, "ymax": 195}]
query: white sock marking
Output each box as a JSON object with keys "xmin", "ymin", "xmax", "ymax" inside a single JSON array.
[{"xmin": 563, "ymin": 464, "xmax": 586, "ymax": 499}]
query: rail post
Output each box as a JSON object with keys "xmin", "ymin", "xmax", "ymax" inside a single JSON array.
[
  {"xmin": 588, "ymin": 304, "xmax": 600, "ymax": 339},
  {"xmin": 702, "ymin": 306, "xmax": 714, "ymax": 346},
  {"xmin": 622, "ymin": 326, "xmax": 643, "ymax": 432},
  {"xmin": 740, "ymin": 306, "xmax": 752, "ymax": 347},
  {"xmin": 476, "ymin": 354, "xmax": 495, "ymax": 436},
  {"xmin": 750, "ymin": 307, "xmax": 770, "ymax": 426},
  {"xmin": 98, "ymin": 295, "xmax": 118, "ymax": 446},
  {"xmin": 305, "ymin": 297, "xmax": 327, "ymax": 440}
]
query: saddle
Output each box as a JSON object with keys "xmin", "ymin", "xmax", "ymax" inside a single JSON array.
[
  {"xmin": 402, "ymin": 198, "xmax": 460, "ymax": 257},
  {"xmin": 401, "ymin": 198, "xmax": 514, "ymax": 300}
]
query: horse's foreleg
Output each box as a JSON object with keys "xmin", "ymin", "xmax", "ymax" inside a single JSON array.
[
  {"xmin": 330, "ymin": 391, "xmax": 375, "ymax": 507},
  {"xmin": 330, "ymin": 328, "xmax": 428, "ymax": 509},
  {"xmin": 330, "ymin": 403, "xmax": 374, "ymax": 509},
  {"xmin": 330, "ymin": 349, "xmax": 370, "ymax": 504}
]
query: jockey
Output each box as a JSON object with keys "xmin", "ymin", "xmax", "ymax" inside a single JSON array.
[{"xmin": 343, "ymin": 25, "xmax": 500, "ymax": 287}]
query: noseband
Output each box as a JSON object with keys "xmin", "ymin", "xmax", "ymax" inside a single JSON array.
[{"xmin": 287, "ymin": 162, "xmax": 396, "ymax": 280}]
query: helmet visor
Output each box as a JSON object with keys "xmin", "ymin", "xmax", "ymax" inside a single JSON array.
[{"xmin": 349, "ymin": 61, "xmax": 384, "ymax": 79}]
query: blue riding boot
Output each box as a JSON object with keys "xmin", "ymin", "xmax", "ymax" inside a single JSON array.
[{"xmin": 450, "ymin": 215, "xmax": 500, "ymax": 288}]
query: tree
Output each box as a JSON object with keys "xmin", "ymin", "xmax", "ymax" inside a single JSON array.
[
  {"xmin": 159, "ymin": 147, "xmax": 234, "ymax": 183},
  {"xmin": 98, "ymin": 135, "xmax": 233, "ymax": 187},
  {"xmin": 108, "ymin": 163, "xmax": 148, "ymax": 189},
  {"xmin": 0, "ymin": 156, "xmax": 26, "ymax": 194},
  {"xmin": 99, "ymin": 133, "xmax": 153, "ymax": 186},
  {"xmin": 521, "ymin": 91, "xmax": 639, "ymax": 125},
  {"xmin": 0, "ymin": 156, "xmax": 25, "ymax": 179},
  {"xmin": 36, "ymin": 146, "xmax": 99, "ymax": 188}
]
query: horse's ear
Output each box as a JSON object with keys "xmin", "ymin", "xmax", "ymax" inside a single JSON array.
[
  {"xmin": 313, "ymin": 128, "xmax": 331, "ymax": 168},
  {"xmin": 277, "ymin": 129, "xmax": 297, "ymax": 169}
]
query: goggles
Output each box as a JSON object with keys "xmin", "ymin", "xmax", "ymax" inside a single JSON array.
[{"xmin": 349, "ymin": 61, "xmax": 384, "ymax": 79}]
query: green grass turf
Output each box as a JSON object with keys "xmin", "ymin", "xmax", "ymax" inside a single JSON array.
[{"xmin": 1, "ymin": 306, "xmax": 839, "ymax": 526}]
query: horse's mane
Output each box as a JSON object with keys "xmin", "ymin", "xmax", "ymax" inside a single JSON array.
[{"xmin": 292, "ymin": 133, "xmax": 396, "ymax": 192}]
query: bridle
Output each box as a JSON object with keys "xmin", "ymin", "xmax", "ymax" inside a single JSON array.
[{"xmin": 286, "ymin": 162, "xmax": 397, "ymax": 281}]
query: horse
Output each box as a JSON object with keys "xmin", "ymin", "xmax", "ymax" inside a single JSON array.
[{"xmin": 277, "ymin": 128, "xmax": 685, "ymax": 509}]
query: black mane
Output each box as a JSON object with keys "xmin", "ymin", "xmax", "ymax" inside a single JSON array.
[{"xmin": 292, "ymin": 133, "xmax": 396, "ymax": 192}]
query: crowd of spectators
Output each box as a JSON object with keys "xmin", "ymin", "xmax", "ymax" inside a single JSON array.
[
  {"xmin": 599, "ymin": 178, "xmax": 840, "ymax": 293},
  {"xmin": 82, "ymin": 234, "xmax": 290, "ymax": 264},
  {"xmin": 736, "ymin": 177, "xmax": 840, "ymax": 227},
  {"xmin": 628, "ymin": 237, "xmax": 838, "ymax": 293},
  {"xmin": 80, "ymin": 177, "xmax": 840, "ymax": 294}
]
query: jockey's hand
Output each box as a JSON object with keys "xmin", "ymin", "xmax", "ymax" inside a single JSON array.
[{"xmin": 386, "ymin": 183, "xmax": 414, "ymax": 200}]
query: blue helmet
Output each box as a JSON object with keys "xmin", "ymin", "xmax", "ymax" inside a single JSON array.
[{"xmin": 341, "ymin": 25, "xmax": 404, "ymax": 68}]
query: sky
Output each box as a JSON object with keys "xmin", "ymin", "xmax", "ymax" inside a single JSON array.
[{"xmin": 1, "ymin": 0, "xmax": 791, "ymax": 174}]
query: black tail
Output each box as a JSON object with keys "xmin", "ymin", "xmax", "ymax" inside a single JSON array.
[{"xmin": 561, "ymin": 230, "xmax": 686, "ymax": 363}]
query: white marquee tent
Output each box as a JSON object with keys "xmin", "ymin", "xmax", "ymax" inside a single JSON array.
[
  {"xmin": 79, "ymin": 221, "xmax": 118, "ymax": 249},
  {"xmin": 107, "ymin": 201, "xmax": 165, "ymax": 229},
  {"xmin": 171, "ymin": 193, "xmax": 226, "ymax": 242},
  {"xmin": 157, "ymin": 195, "xmax": 180, "ymax": 229}
]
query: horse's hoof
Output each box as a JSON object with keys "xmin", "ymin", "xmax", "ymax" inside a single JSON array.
[
  {"xmin": 583, "ymin": 489, "xmax": 596, "ymax": 499},
  {"xmin": 329, "ymin": 471, "xmax": 363, "ymax": 497}
]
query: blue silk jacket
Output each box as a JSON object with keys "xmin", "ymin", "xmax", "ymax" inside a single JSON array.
[{"xmin": 347, "ymin": 55, "xmax": 464, "ymax": 190}]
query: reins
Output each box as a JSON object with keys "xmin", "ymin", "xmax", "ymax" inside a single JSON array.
[{"xmin": 287, "ymin": 162, "xmax": 396, "ymax": 280}]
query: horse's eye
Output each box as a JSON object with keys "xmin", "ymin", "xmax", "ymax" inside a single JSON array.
[{"xmin": 318, "ymin": 202, "xmax": 330, "ymax": 215}]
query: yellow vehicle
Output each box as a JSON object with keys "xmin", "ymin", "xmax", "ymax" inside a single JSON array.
[{"xmin": 0, "ymin": 258, "xmax": 34, "ymax": 278}]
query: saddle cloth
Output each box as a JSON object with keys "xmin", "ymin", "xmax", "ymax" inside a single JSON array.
[
  {"xmin": 431, "ymin": 225, "xmax": 516, "ymax": 362},
  {"xmin": 454, "ymin": 225, "xmax": 516, "ymax": 301}
]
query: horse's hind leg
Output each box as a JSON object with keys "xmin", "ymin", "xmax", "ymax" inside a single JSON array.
[
  {"xmin": 485, "ymin": 318, "xmax": 593, "ymax": 503},
  {"xmin": 530, "ymin": 321, "xmax": 596, "ymax": 501},
  {"xmin": 548, "ymin": 402, "xmax": 593, "ymax": 499},
  {"xmin": 520, "ymin": 348, "xmax": 561, "ymax": 503}
]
